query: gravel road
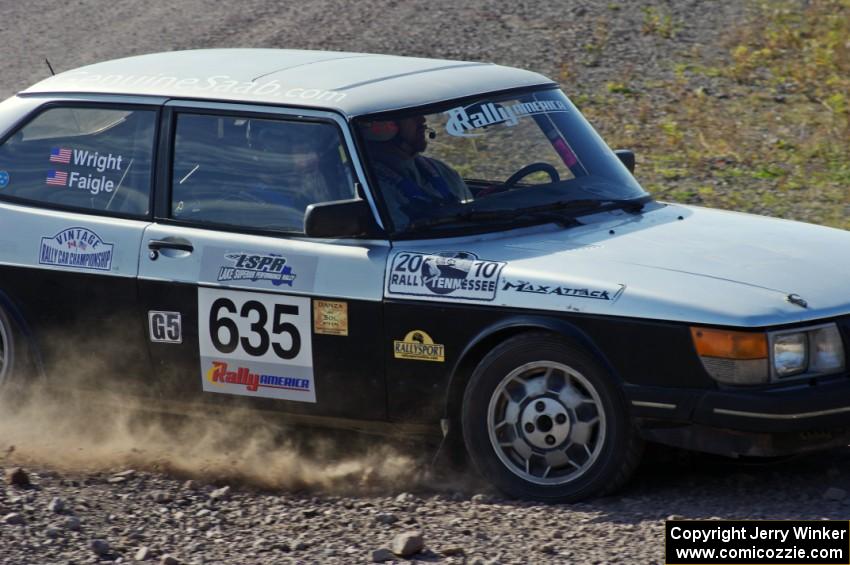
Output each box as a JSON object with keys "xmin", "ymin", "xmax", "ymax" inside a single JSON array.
[{"xmin": 3, "ymin": 1, "xmax": 845, "ymax": 564}]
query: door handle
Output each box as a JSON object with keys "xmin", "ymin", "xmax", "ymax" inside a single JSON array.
[{"xmin": 148, "ymin": 239, "xmax": 194, "ymax": 256}]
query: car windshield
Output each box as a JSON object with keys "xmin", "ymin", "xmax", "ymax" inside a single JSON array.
[{"xmin": 356, "ymin": 88, "xmax": 649, "ymax": 236}]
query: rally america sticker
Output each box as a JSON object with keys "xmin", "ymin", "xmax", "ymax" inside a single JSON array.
[
  {"xmin": 198, "ymin": 288, "xmax": 315, "ymax": 403},
  {"xmin": 445, "ymin": 99, "xmax": 569, "ymax": 138},
  {"xmin": 39, "ymin": 227, "xmax": 114, "ymax": 271},
  {"xmin": 387, "ymin": 251, "xmax": 506, "ymax": 302}
]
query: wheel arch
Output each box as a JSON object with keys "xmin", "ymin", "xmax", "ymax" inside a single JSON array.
[
  {"xmin": 443, "ymin": 315, "xmax": 622, "ymax": 423},
  {"xmin": 0, "ymin": 287, "xmax": 44, "ymax": 377}
]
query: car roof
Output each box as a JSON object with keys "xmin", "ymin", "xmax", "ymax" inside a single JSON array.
[{"xmin": 21, "ymin": 49, "xmax": 556, "ymax": 117}]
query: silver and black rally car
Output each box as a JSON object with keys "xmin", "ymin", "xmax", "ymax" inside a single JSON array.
[{"xmin": 1, "ymin": 49, "xmax": 849, "ymax": 502}]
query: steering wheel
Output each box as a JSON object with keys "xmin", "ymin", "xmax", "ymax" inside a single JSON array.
[{"xmin": 503, "ymin": 162, "xmax": 560, "ymax": 189}]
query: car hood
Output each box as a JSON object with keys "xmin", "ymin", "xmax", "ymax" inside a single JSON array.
[{"xmin": 386, "ymin": 203, "xmax": 850, "ymax": 327}]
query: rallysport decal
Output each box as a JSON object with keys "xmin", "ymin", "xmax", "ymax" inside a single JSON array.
[
  {"xmin": 199, "ymin": 247, "xmax": 317, "ymax": 290},
  {"xmin": 393, "ymin": 330, "xmax": 445, "ymax": 362},
  {"xmin": 445, "ymin": 99, "xmax": 569, "ymax": 137},
  {"xmin": 386, "ymin": 251, "xmax": 506, "ymax": 302},
  {"xmin": 198, "ymin": 288, "xmax": 315, "ymax": 403},
  {"xmin": 39, "ymin": 227, "xmax": 114, "ymax": 271}
]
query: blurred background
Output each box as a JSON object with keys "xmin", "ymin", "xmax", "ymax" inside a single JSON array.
[{"xmin": 3, "ymin": 0, "xmax": 847, "ymax": 228}]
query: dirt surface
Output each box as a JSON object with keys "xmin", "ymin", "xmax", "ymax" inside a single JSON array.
[{"xmin": 3, "ymin": 1, "xmax": 848, "ymax": 564}]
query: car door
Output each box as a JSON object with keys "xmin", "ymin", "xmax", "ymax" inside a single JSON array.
[
  {"xmin": 138, "ymin": 101, "xmax": 389, "ymax": 420},
  {"xmin": 0, "ymin": 98, "xmax": 161, "ymax": 395}
]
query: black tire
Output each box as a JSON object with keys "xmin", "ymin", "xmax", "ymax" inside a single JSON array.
[
  {"xmin": 0, "ymin": 306, "xmax": 27, "ymax": 399},
  {"xmin": 461, "ymin": 332, "xmax": 642, "ymax": 502}
]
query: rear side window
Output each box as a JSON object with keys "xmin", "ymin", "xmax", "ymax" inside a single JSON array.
[
  {"xmin": 0, "ymin": 106, "xmax": 156, "ymax": 216},
  {"xmin": 171, "ymin": 113, "xmax": 355, "ymax": 233}
]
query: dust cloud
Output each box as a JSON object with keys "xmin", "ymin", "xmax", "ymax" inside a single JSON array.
[{"xmin": 0, "ymin": 357, "xmax": 460, "ymax": 494}]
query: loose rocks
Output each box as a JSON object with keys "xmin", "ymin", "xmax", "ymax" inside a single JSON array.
[
  {"xmin": 47, "ymin": 496, "xmax": 65, "ymax": 513},
  {"xmin": 3, "ymin": 513, "xmax": 24, "ymax": 525},
  {"xmin": 90, "ymin": 539, "xmax": 110, "ymax": 556},
  {"xmin": 209, "ymin": 486, "xmax": 230, "ymax": 500},
  {"xmin": 391, "ymin": 531, "xmax": 424, "ymax": 557},
  {"xmin": 5, "ymin": 467, "xmax": 30, "ymax": 487},
  {"xmin": 372, "ymin": 548, "xmax": 395, "ymax": 562}
]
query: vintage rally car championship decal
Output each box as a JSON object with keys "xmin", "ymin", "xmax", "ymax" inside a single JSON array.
[
  {"xmin": 39, "ymin": 227, "xmax": 114, "ymax": 271},
  {"xmin": 198, "ymin": 288, "xmax": 315, "ymax": 402},
  {"xmin": 313, "ymin": 299, "xmax": 348, "ymax": 336},
  {"xmin": 387, "ymin": 251, "xmax": 506, "ymax": 301},
  {"xmin": 199, "ymin": 246, "xmax": 317, "ymax": 290},
  {"xmin": 393, "ymin": 330, "xmax": 445, "ymax": 362}
]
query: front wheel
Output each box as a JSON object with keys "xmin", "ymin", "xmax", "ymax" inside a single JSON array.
[{"xmin": 461, "ymin": 333, "xmax": 642, "ymax": 502}]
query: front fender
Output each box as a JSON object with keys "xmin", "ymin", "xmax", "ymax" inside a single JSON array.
[{"xmin": 442, "ymin": 314, "xmax": 622, "ymax": 420}]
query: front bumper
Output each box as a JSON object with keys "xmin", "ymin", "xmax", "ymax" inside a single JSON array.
[{"xmin": 625, "ymin": 377, "xmax": 850, "ymax": 456}]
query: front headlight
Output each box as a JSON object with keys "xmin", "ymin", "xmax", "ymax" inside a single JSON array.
[
  {"xmin": 810, "ymin": 324, "xmax": 845, "ymax": 373},
  {"xmin": 772, "ymin": 332, "xmax": 807, "ymax": 377},
  {"xmin": 770, "ymin": 323, "xmax": 845, "ymax": 380}
]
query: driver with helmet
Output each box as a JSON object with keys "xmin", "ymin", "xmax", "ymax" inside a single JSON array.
[{"xmin": 360, "ymin": 116, "xmax": 472, "ymax": 227}]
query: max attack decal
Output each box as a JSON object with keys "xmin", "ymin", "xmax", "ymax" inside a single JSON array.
[
  {"xmin": 313, "ymin": 300, "xmax": 348, "ymax": 336},
  {"xmin": 387, "ymin": 251, "xmax": 506, "ymax": 301},
  {"xmin": 39, "ymin": 227, "xmax": 114, "ymax": 271},
  {"xmin": 445, "ymin": 99, "xmax": 569, "ymax": 137},
  {"xmin": 501, "ymin": 280, "xmax": 626, "ymax": 301},
  {"xmin": 199, "ymin": 247, "xmax": 318, "ymax": 290},
  {"xmin": 394, "ymin": 330, "xmax": 445, "ymax": 362}
]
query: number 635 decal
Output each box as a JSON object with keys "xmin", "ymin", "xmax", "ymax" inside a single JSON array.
[{"xmin": 198, "ymin": 288, "xmax": 312, "ymax": 367}]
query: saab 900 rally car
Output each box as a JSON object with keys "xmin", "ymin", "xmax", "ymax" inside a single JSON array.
[{"xmin": 1, "ymin": 49, "xmax": 849, "ymax": 502}]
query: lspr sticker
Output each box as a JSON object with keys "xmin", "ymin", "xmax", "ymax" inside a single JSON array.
[{"xmin": 387, "ymin": 251, "xmax": 505, "ymax": 302}]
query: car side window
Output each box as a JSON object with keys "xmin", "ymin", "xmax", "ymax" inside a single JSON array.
[
  {"xmin": 0, "ymin": 106, "xmax": 156, "ymax": 216},
  {"xmin": 171, "ymin": 113, "xmax": 356, "ymax": 233}
]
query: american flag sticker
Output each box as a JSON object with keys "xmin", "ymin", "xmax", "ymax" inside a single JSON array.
[
  {"xmin": 49, "ymin": 147, "xmax": 72, "ymax": 164},
  {"xmin": 46, "ymin": 170, "xmax": 68, "ymax": 186}
]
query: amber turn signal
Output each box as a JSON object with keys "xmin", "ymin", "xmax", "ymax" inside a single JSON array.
[{"xmin": 690, "ymin": 327, "xmax": 768, "ymax": 360}]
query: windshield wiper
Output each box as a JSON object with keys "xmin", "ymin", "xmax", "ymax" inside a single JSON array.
[{"xmin": 406, "ymin": 196, "xmax": 650, "ymax": 231}]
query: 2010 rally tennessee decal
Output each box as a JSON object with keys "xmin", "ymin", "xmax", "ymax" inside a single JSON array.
[{"xmin": 386, "ymin": 251, "xmax": 506, "ymax": 301}]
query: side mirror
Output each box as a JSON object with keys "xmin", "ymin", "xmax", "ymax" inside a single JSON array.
[
  {"xmin": 614, "ymin": 149, "xmax": 635, "ymax": 173},
  {"xmin": 304, "ymin": 198, "xmax": 383, "ymax": 238}
]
